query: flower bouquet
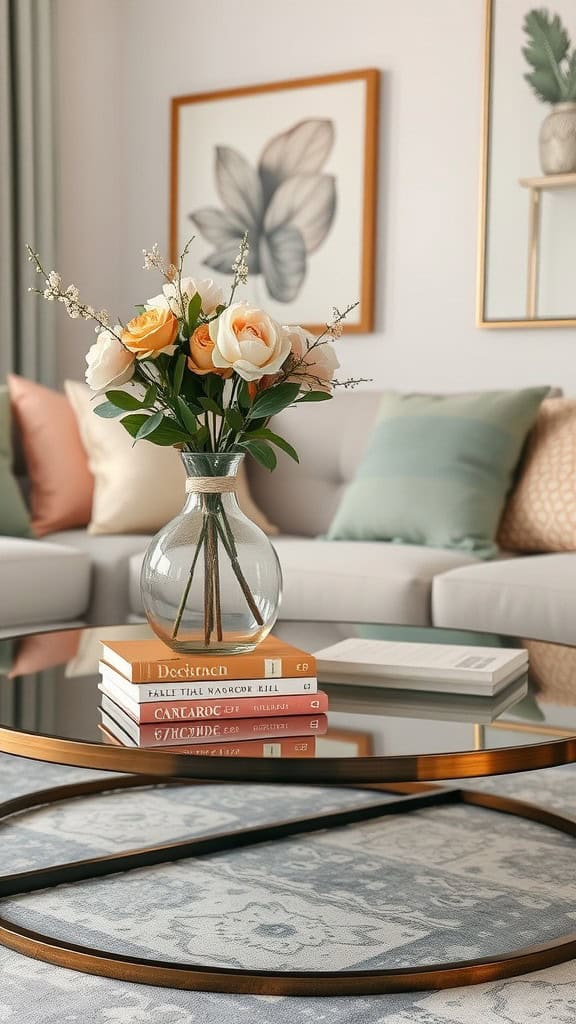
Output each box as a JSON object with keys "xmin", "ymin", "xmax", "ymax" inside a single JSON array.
[{"xmin": 28, "ymin": 236, "xmax": 358, "ymax": 652}]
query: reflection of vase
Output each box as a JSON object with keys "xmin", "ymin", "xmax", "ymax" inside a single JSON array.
[
  {"xmin": 140, "ymin": 452, "xmax": 282, "ymax": 654},
  {"xmin": 539, "ymin": 102, "xmax": 576, "ymax": 174}
]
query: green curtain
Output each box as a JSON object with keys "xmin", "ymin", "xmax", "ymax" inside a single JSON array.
[{"xmin": 0, "ymin": 0, "xmax": 56, "ymax": 385}]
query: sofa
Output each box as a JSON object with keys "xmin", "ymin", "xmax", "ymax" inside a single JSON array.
[{"xmin": 2, "ymin": 390, "xmax": 575, "ymax": 645}]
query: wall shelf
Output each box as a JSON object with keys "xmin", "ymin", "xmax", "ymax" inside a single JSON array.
[
  {"xmin": 519, "ymin": 173, "xmax": 576, "ymax": 191},
  {"xmin": 518, "ymin": 173, "xmax": 576, "ymax": 317}
]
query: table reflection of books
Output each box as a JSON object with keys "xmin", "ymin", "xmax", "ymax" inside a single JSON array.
[
  {"xmin": 324, "ymin": 673, "xmax": 529, "ymax": 725},
  {"xmin": 99, "ymin": 711, "xmax": 320, "ymax": 758}
]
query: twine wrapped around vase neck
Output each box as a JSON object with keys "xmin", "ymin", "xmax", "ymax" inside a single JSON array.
[{"xmin": 185, "ymin": 476, "xmax": 238, "ymax": 494}]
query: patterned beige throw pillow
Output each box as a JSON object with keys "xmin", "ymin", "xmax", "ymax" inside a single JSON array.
[
  {"xmin": 498, "ymin": 398, "xmax": 576, "ymax": 552},
  {"xmin": 65, "ymin": 381, "xmax": 278, "ymax": 537}
]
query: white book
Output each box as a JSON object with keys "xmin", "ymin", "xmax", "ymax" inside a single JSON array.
[
  {"xmin": 98, "ymin": 662, "xmax": 317, "ymax": 703},
  {"xmin": 316, "ymin": 639, "xmax": 529, "ymax": 696}
]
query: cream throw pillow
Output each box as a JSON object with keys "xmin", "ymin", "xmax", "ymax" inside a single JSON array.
[{"xmin": 65, "ymin": 381, "xmax": 278, "ymax": 536}]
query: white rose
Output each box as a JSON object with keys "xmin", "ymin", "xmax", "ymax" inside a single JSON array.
[
  {"xmin": 146, "ymin": 276, "xmax": 224, "ymax": 317},
  {"xmin": 284, "ymin": 325, "xmax": 340, "ymax": 394},
  {"xmin": 85, "ymin": 327, "xmax": 135, "ymax": 391},
  {"xmin": 209, "ymin": 302, "xmax": 291, "ymax": 382}
]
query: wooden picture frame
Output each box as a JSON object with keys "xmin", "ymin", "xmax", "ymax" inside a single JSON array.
[
  {"xmin": 476, "ymin": 0, "xmax": 576, "ymax": 328},
  {"xmin": 170, "ymin": 69, "xmax": 379, "ymax": 333}
]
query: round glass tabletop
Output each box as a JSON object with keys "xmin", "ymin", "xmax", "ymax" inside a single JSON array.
[{"xmin": 0, "ymin": 621, "xmax": 574, "ymax": 782}]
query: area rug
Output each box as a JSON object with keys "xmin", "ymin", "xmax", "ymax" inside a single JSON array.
[{"xmin": 0, "ymin": 752, "xmax": 575, "ymax": 1023}]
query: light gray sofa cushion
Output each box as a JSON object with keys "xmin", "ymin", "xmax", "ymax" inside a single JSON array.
[
  {"xmin": 0, "ymin": 538, "xmax": 90, "ymax": 628},
  {"xmin": 46, "ymin": 531, "xmax": 150, "ymax": 626},
  {"xmin": 129, "ymin": 538, "xmax": 478, "ymax": 626},
  {"xmin": 246, "ymin": 391, "xmax": 381, "ymax": 536},
  {"xmin": 432, "ymin": 553, "xmax": 576, "ymax": 645}
]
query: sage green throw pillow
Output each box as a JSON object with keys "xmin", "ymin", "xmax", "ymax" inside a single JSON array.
[
  {"xmin": 327, "ymin": 388, "xmax": 549, "ymax": 557},
  {"xmin": 0, "ymin": 386, "xmax": 31, "ymax": 537}
]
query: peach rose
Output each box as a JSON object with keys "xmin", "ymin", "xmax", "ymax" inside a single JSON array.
[
  {"xmin": 187, "ymin": 323, "xmax": 232, "ymax": 377},
  {"xmin": 247, "ymin": 374, "xmax": 281, "ymax": 400},
  {"xmin": 210, "ymin": 302, "xmax": 291, "ymax": 382},
  {"xmin": 121, "ymin": 307, "xmax": 179, "ymax": 359},
  {"xmin": 284, "ymin": 325, "xmax": 340, "ymax": 394}
]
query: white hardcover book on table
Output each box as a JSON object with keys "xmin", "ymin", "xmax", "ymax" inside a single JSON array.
[{"xmin": 316, "ymin": 639, "xmax": 529, "ymax": 696}]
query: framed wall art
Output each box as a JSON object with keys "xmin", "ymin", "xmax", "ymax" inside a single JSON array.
[
  {"xmin": 477, "ymin": 0, "xmax": 576, "ymax": 328},
  {"xmin": 170, "ymin": 68, "xmax": 379, "ymax": 333}
]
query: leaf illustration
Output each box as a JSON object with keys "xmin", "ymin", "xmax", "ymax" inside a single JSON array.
[
  {"xmin": 259, "ymin": 120, "xmax": 334, "ymax": 202},
  {"xmin": 264, "ymin": 174, "xmax": 336, "ymax": 253},
  {"xmin": 524, "ymin": 67, "xmax": 560, "ymax": 103},
  {"xmin": 259, "ymin": 225, "xmax": 306, "ymax": 302},
  {"xmin": 215, "ymin": 146, "xmax": 263, "ymax": 229},
  {"xmin": 566, "ymin": 51, "xmax": 576, "ymax": 97},
  {"xmin": 204, "ymin": 241, "xmax": 261, "ymax": 276},
  {"xmin": 189, "ymin": 206, "xmax": 246, "ymax": 246},
  {"xmin": 522, "ymin": 9, "xmax": 572, "ymax": 102},
  {"xmin": 523, "ymin": 9, "xmax": 570, "ymax": 70}
]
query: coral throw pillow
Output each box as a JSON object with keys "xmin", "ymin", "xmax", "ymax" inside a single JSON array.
[
  {"xmin": 8, "ymin": 375, "xmax": 94, "ymax": 537},
  {"xmin": 498, "ymin": 398, "xmax": 576, "ymax": 553},
  {"xmin": 65, "ymin": 380, "xmax": 278, "ymax": 537}
]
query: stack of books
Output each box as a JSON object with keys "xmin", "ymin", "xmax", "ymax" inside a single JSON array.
[{"xmin": 98, "ymin": 636, "xmax": 328, "ymax": 758}]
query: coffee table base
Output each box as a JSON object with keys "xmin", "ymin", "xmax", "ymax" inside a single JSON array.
[{"xmin": 1, "ymin": 776, "xmax": 575, "ymax": 996}]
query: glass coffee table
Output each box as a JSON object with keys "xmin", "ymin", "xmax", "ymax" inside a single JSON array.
[{"xmin": 0, "ymin": 620, "xmax": 575, "ymax": 996}]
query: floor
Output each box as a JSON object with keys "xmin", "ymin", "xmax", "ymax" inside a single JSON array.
[{"xmin": 0, "ymin": 753, "xmax": 575, "ymax": 1023}]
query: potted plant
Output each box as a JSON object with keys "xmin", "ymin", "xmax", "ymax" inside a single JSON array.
[{"xmin": 523, "ymin": 7, "xmax": 576, "ymax": 174}]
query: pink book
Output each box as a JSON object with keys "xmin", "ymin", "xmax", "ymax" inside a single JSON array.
[{"xmin": 100, "ymin": 695, "xmax": 328, "ymax": 747}]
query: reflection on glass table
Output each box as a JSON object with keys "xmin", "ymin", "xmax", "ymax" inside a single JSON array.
[{"xmin": 1, "ymin": 622, "xmax": 575, "ymax": 762}]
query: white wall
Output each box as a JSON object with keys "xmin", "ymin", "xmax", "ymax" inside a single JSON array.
[{"xmin": 54, "ymin": 0, "xmax": 576, "ymax": 391}]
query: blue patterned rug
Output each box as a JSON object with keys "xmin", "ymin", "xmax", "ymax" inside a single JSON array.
[{"xmin": 1, "ymin": 752, "xmax": 575, "ymax": 1023}]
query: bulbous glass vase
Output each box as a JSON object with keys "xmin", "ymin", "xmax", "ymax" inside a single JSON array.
[{"xmin": 140, "ymin": 452, "xmax": 282, "ymax": 654}]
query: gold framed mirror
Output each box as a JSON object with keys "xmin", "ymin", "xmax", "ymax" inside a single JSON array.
[{"xmin": 477, "ymin": 0, "xmax": 576, "ymax": 328}]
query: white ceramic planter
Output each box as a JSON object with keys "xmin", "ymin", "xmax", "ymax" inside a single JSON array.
[{"xmin": 539, "ymin": 102, "xmax": 576, "ymax": 175}]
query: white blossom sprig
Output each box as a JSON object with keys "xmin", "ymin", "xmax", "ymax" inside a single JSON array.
[
  {"xmin": 27, "ymin": 246, "xmax": 116, "ymax": 337},
  {"xmin": 175, "ymin": 235, "xmax": 196, "ymax": 321},
  {"xmin": 326, "ymin": 303, "xmax": 358, "ymax": 340},
  {"xmin": 285, "ymin": 301, "xmax": 359, "ymax": 382},
  {"xmin": 142, "ymin": 242, "xmax": 177, "ymax": 282},
  {"xmin": 228, "ymin": 232, "xmax": 250, "ymax": 304}
]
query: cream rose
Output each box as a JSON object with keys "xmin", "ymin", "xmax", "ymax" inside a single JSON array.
[
  {"xmin": 284, "ymin": 325, "xmax": 340, "ymax": 394},
  {"xmin": 146, "ymin": 276, "xmax": 224, "ymax": 318},
  {"xmin": 188, "ymin": 323, "xmax": 232, "ymax": 377},
  {"xmin": 121, "ymin": 307, "xmax": 179, "ymax": 359},
  {"xmin": 210, "ymin": 302, "xmax": 291, "ymax": 382},
  {"xmin": 85, "ymin": 328, "xmax": 135, "ymax": 391}
]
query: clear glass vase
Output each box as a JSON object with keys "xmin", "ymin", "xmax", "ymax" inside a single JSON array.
[{"xmin": 140, "ymin": 452, "xmax": 282, "ymax": 654}]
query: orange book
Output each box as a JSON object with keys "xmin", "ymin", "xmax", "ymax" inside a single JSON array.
[{"xmin": 100, "ymin": 635, "xmax": 316, "ymax": 684}]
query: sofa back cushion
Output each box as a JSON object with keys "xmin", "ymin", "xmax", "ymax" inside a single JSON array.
[{"xmin": 246, "ymin": 391, "xmax": 381, "ymax": 536}]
